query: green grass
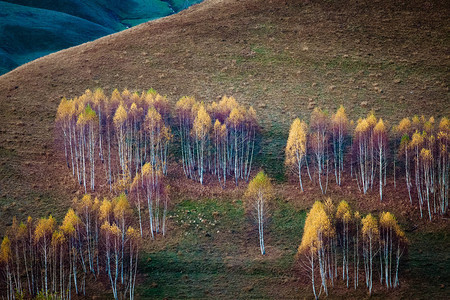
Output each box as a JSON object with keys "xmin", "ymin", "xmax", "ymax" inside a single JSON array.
[
  {"xmin": 137, "ymin": 197, "xmax": 308, "ymax": 299},
  {"xmin": 404, "ymin": 227, "xmax": 450, "ymax": 299}
]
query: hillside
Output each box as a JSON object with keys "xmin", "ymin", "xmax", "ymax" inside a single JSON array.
[{"xmin": 0, "ymin": 0, "xmax": 449, "ymax": 298}]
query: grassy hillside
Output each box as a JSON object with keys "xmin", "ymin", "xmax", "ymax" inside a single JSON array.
[{"xmin": 0, "ymin": 0, "xmax": 448, "ymax": 298}]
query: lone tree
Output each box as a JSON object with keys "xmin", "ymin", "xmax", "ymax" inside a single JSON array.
[{"xmin": 245, "ymin": 171, "xmax": 274, "ymax": 255}]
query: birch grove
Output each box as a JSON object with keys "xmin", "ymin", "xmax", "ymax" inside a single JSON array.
[
  {"xmin": 297, "ymin": 200, "xmax": 407, "ymax": 298},
  {"xmin": 0, "ymin": 195, "xmax": 140, "ymax": 299}
]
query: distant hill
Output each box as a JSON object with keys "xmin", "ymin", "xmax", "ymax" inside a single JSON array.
[{"xmin": 0, "ymin": 0, "xmax": 201, "ymax": 75}]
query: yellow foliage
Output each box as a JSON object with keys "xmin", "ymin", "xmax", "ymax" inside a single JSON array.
[
  {"xmin": 332, "ymin": 105, "xmax": 349, "ymax": 130},
  {"xmin": 110, "ymin": 89, "xmax": 123, "ymax": 105},
  {"xmin": 439, "ymin": 117, "xmax": 449, "ymax": 133},
  {"xmin": 336, "ymin": 200, "xmax": 351, "ymax": 222},
  {"xmin": 51, "ymin": 230, "xmax": 65, "ymax": 247},
  {"xmin": 146, "ymin": 106, "xmax": 163, "ymax": 130},
  {"xmin": 214, "ymin": 119, "xmax": 222, "ymax": 133},
  {"xmin": 126, "ymin": 226, "xmax": 140, "ymax": 241},
  {"xmin": 113, "ymin": 104, "xmax": 128, "ymax": 127},
  {"xmin": 81, "ymin": 194, "xmax": 92, "ymax": 209},
  {"xmin": 379, "ymin": 212, "xmax": 396, "ymax": 229},
  {"xmin": 218, "ymin": 95, "xmax": 239, "ymax": 116},
  {"xmin": 193, "ymin": 104, "xmax": 212, "ymax": 139},
  {"xmin": 361, "ymin": 214, "xmax": 379, "ymax": 240},
  {"xmin": 114, "ymin": 193, "xmax": 131, "ymax": 221},
  {"xmin": 93, "ymin": 88, "xmax": 106, "ymax": 106},
  {"xmin": 298, "ymin": 201, "xmax": 334, "ymax": 254},
  {"xmin": 93, "ymin": 197, "xmax": 101, "ymax": 212},
  {"xmin": 285, "ymin": 118, "xmax": 307, "ymax": 167},
  {"xmin": 35, "ymin": 215, "xmax": 56, "ymax": 241},
  {"xmin": 227, "ymin": 106, "xmax": 244, "ymax": 128},
  {"xmin": 56, "ymin": 97, "xmax": 74, "ymax": 121},
  {"xmin": 410, "ymin": 130, "xmax": 424, "ymax": 148},
  {"xmin": 110, "ymin": 223, "xmax": 121, "ymax": 237},
  {"xmin": 175, "ymin": 96, "xmax": 196, "ymax": 115},
  {"xmin": 0, "ymin": 236, "xmax": 11, "ymax": 263},
  {"xmin": 355, "ymin": 118, "xmax": 369, "ymax": 135},
  {"xmin": 245, "ymin": 171, "xmax": 274, "ymax": 198},
  {"xmin": 99, "ymin": 198, "xmax": 113, "ymax": 221},
  {"xmin": 61, "ymin": 209, "xmax": 79, "ymax": 236},
  {"xmin": 420, "ymin": 148, "xmax": 432, "ymax": 162},
  {"xmin": 366, "ymin": 112, "xmax": 377, "ymax": 128},
  {"xmin": 100, "ymin": 221, "xmax": 111, "ymax": 232},
  {"xmin": 122, "ymin": 89, "xmax": 131, "ymax": 101},
  {"xmin": 397, "ymin": 118, "xmax": 411, "ymax": 135},
  {"xmin": 374, "ymin": 118, "xmax": 386, "ymax": 135}
]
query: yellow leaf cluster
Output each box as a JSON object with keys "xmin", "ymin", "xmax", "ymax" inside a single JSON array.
[
  {"xmin": 51, "ymin": 230, "xmax": 65, "ymax": 247},
  {"xmin": 175, "ymin": 96, "xmax": 196, "ymax": 116},
  {"xmin": 397, "ymin": 118, "xmax": 411, "ymax": 135},
  {"xmin": 245, "ymin": 171, "xmax": 274, "ymax": 201},
  {"xmin": 114, "ymin": 193, "xmax": 131, "ymax": 220},
  {"xmin": 99, "ymin": 198, "xmax": 113, "ymax": 221},
  {"xmin": 35, "ymin": 215, "xmax": 56, "ymax": 241},
  {"xmin": 56, "ymin": 97, "xmax": 75, "ymax": 121},
  {"xmin": 361, "ymin": 214, "xmax": 379, "ymax": 240},
  {"xmin": 336, "ymin": 200, "xmax": 351, "ymax": 222},
  {"xmin": 374, "ymin": 118, "xmax": 386, "ymax": 135},
  {"xmin": 113, "ymin": 104, "xmax": 128, "ymax": 127},
  {"xmin": 298, "ymin": 201, "xmax": 334, "ymax": 254},
  {"xmin": 0, "ymin": 236, "xmax": 11, "ymax": 263},
  {"xmin": 332, "ymin": 105, "xmax": 349, "ymax": 131},
  {"xmin": 110, "ymin": 89, "xmax": 123, "ymax": 105},
  {"xmin": 193, "ymin": 104, "xmax": 212, "ymax": 139},
  {"xmin": 61, "ymin": 209, "xmax": 79, "ymax": 236},
  {"xmin": 285, "ymin": 118, "xmax": 307, "ymax": 167},
  {"xmin": 420, "ymin": 148, "xmax": 432, "ymax": 162}
]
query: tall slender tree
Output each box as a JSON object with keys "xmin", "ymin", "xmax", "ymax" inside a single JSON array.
[{"xmin": 245, "ymin": 171, "xmax": 274, "ymax": 255}]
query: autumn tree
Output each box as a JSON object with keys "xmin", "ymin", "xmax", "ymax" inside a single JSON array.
[
  {"xmin": 397, "ymin": 118, "xmax": 413, "ymax": 203},
  {"xmin": 285, "ymin": 118, "xmax": 308, "ymax": 191},
  {"xmin": 193, "ymin": 103, "xmax": 212, "ymax": 184},
  {"xmin": 336, "ymin": 200, "xmax": 351, "ymax": 287},
  {"xmin": 331, "ymin": 106, "xmax": 349, "ymax": 186},
  {"xmin": 379, "ymin": 212, "xmax": 407, "ymax": 289},
  {"xmin": 309, "ymin": 107, "xmax": 330, "ymax": 194},
  {"xmin": 245, "ymin": 171, "xmax": 274, "ymax": 255},
  {"xmin": 35, "ymin": 216, "xmax": 56, "ymax": 296},
  {"xmin": 0, "ymin": 236, "xmax": 13, "ymax": 300},
  {"xmin": 374, "ymin": 119, "xmax": 388, "ymax": 201},
  {"xmin": 437, "ymin": 117, "xmax": 449, "ymax": 215},
  {"xmin": 361, "ymin": 214, "xmax": 378, "ymax": 295},
  {"xmin": 297, "ymin": 201, "xmax": 335, "ymax": 299}
]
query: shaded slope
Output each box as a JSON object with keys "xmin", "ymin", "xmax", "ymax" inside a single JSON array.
[
  {"xmin": 0, "ymin": 0, "xmax": 202, "ymax": 74},
  {"xmin": 0, "ymin": 1, "xmax": 114, "ymax": 74}
]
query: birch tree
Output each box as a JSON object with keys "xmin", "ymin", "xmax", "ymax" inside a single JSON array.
[
  {"xmin": 285, "ymin": 118, "xmax": 308, "ymax": 191},
  {"xmin": 331, "ymin": 106, "xmax": 349, "ymax": 186},
  {"xmin": 245, "ymin": 171, "xmax": 274, "ymax": 255},
  {"xmin": 309, "ymin": 108, "xmax": 330, "ymax": 194}
]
